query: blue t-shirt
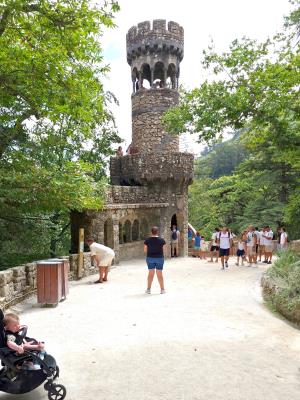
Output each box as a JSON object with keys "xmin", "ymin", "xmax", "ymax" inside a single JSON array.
[{"xmin": 194, "ymin": 236, "xmax": 201, "ymax": 247}]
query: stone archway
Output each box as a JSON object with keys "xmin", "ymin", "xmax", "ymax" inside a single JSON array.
[
  {"xmin": 104, "ymin": 218, "xmax": 114, "ymax": 249},
  {"xmin": 140, "ymin": 218, "xmax": 149, "ymax": 240},
  {"xmin": 124, "ymin": 220, "xmax": 132, "ymax": 243},
  {"xmin": 170, "ymin": 213, "xmax": 184, "ymax": 256},
  {"xmin": 132, "ymin": 219, "xmax": 140, "ymax": 241}
]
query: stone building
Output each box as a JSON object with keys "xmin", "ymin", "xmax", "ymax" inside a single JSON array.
[{"xmin": 71, "ymin": 19, "xmax": 194, "ymax": 263}]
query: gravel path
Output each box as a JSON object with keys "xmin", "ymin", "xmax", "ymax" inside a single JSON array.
[{"xmin": 1, "ymin": 257, "xmax": 300, "ymax": 400}]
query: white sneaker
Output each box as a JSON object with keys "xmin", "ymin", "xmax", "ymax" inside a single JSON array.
[
  {"xmin": 145, "ymin": 289, "xmax": 151, "ymax": 294},
  {"xmin": 160, "ymin": 289, "xmax": 166, "ymax": 294}
]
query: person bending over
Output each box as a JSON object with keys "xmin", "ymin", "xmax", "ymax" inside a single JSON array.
[{"xmin": 86, "ymin": 238, "xmax": 115, "ymax": 283}]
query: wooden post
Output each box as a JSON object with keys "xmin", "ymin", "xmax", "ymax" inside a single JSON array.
[{"xmin": 77, "ymin": 228, "xmax": 84, "ymax": 279}]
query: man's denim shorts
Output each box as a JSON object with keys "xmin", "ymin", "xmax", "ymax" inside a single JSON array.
[{"xmin": 146, "ymin": 257, "xmax": 164, "ymax": 270}]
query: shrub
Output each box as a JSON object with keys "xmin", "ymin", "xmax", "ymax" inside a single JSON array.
[{"xmin": 265, "ymin": 250, "xmax": 300, "ymax": 318}]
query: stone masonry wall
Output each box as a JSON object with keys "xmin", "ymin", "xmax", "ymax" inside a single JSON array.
[
  {"xmin": 0, "ymin": 254, "xmax": 95, "ymax": 309},
  {"xmin": 110, "ymin": 152, "xmax": 194, "ymax": 186},
  {"xmin": 131, "ymin": 89, "xmax": 179, "ymax": 154},
  {"xmin": 119, "ymin": 241, "xmax": 145, "ymax": 261},
  {"xmin": 105, "ymin": 185, "xmax": 180, "ymax": 204}
]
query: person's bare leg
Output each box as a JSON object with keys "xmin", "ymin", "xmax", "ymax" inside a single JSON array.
[
  {"xmin": 254, "ymin": 248, "xmax": 258, "ymax": 264},
  {"xmin": 258, "ymin": 246, "xmax": 262, "ymax": 261},
  {"xmin": 215, "ymin": 251, "xmax": 218, "ymax": 262},
  {"xmin": 171, "ymin": 244, "xmax": 174, "ymax": 257},
  {"xmin": 102, "ymin": 266, "xmax": 109, "ymax": 281},
  {"xmin": 96, "ymin": 266, "xmax": 103, "ymax": 282},
  {"xmin": 220, "ymin": 256, "xmax": 224, "ymax": 269},
  {"xmin": 156, "ymin": 270, "xmax": 164, "ymax": 290},
  {"xmin": 147, "ymin": 270, "xmax": 155, "ymax": 290}
]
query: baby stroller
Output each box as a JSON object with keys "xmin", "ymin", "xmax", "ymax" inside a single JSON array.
[{"xmin": 0, "ymin": 309, "xmax": 66, "ymax": 399}]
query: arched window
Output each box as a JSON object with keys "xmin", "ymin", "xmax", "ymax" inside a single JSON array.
[
  {"xmin": 132, "ymin": 220, "xmax": 139, "ymax": 241},
  {"xmin": 140, "ymin": 218, "xmax": 149, "ymax": 240},
  {"xmin": 132, "ymin": 67, "xmax": 139, "ymax": 93},
  {"xmin": 119, "ymin": 222, "xmax": 123, "ymax": 244},
  {"xmin": 104, "ymin": 218, "xmax": 114, "ymax": 249},
  {"xmin": 167, "ymin": 63, "xmax": 176, "ymax": 89},
  {"xmin": 166, "ymin": 76, "xmax": 172, "ymax": 88},
  {"xmin": 154, "ymin": 62, "xmax": 165, "ymax": 87},
  {"xmin": 124, "ymin": 220, "xmax": 132, "ymax": 243},
  {"xmin": 141, "ymin": 64, "xmax": 151, "ymax": 88}
]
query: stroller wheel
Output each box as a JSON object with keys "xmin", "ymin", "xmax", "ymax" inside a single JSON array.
[{"xmin": 47, "ymin": 383, "xmax": 66, "ymax": 400}]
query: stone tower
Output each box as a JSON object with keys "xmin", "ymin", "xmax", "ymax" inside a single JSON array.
[
  {"xmin": 127, "ymin": 19, "xmax": 183, "ymax": 154},
  {"xmin": 71, "ymin": 20, "xmax": 193, "ymax": 262}
]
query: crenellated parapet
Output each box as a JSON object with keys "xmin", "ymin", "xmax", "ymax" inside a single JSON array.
[
  {"xmin": 110, "ymin": 153, "xmax": 194, "ymax": 187},
  {"xmin": 126, "ymin": 19, "xmax": 184, "ymax": 65}
]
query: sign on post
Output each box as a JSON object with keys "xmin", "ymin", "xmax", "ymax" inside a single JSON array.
[{"xmin": 78, "ymin": 228, "xmax": 84, "ymax": 279}]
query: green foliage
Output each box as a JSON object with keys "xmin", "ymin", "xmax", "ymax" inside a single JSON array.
[
  {"xmin": 195, "ymin": 131, "xmax": 248, "ymax": 179},
  {"xmin": 0, "ymin": 212, "xmax": 70, "ymax": 269},
  {"xmin": 268, "ymin": 250, "xmax": 300, "ymax": 279},
  {"xmin": 165, "ymin": 2, "xmax": 300, "ymax": 239},
  {"xmin": 0, "ymin": 1, "xmax": 121, "ymax": 267},
  {"xmin": 266, "ymin": 250, "xmax": 300, "ymax": 313}
]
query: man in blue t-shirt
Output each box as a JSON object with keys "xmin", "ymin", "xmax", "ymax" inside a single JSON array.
[{"xmin": 144, "ymin": 226, "xmax": 166, "ymax": 294}]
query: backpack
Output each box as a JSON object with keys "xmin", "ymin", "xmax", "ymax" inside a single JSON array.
[
  {"xmin": 172, "ymin": 230, "xmax": 178, "ymax": 240},
  {"xmin": 219, "ymin": 231, "xmax": 230, "ymax": 239},
  {"xmin": 247, "ymin": 232, "xmax": 253, "ymax": 243}
]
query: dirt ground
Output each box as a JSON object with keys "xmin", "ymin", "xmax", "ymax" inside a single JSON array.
[{"xmin": 1, "ymin": 257, "xmax": 300, "ymax": 400}]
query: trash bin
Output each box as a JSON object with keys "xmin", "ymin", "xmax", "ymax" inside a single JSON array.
[{"xmin": 37, "ymin": 259, "xmax": 69, "ymax": 306}]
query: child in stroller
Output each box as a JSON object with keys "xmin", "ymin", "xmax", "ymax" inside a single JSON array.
[
  {"xmin": 4, "ymin": 313, "xmax": 45, "ymax": 368},
  {"xmin": 0, "ymin": 309, "xmax": 66, "ymax": 399}
]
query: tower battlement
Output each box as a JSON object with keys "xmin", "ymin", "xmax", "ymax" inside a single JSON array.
[{"xmin": 126, "ymin": 19, "xmax": 184, "ymax": 64}]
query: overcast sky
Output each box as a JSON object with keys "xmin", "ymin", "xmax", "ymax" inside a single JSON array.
[{"xmin": 102, "ymin": 0, "xmax": 292, "ymax": 155}]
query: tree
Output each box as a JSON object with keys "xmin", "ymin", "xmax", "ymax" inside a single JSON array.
[
  {"xmin": 0, "ymin": 0, "xmax": 120, "ymax": 158},
  {"xmin": 164, "ymin": 2, "xmax": 300, "ymax": 237},
  {"xmin": 0, "ymin": 1, "xmax": 121, "ymax": 267}
]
